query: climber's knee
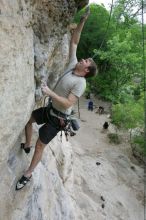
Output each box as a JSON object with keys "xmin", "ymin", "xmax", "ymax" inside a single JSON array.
[{"xmin": 27, "ymin": 114, "xmax": 35, "ymax": 126}]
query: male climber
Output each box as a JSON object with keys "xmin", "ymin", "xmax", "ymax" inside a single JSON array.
[{"xmin": 16, "ymin": 6, "xmax": 97, "ymax": 190}]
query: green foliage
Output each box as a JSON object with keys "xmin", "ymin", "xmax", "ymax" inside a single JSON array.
[
  {"xmin": 108, "ymin": 133, "xmax": 121, "ymax": 144},
  {"xmin": 112, "ymin": 0, "xmax": 141, "ymax": 25},
  {"xmin": 74, "ymin": 2, "xmax": 144, "ymax": 103},
  {"xmin": 133, "ymin": 86, "xmax": 141, "ymax": 100},
  {"xmin": 111, "ymin": 93, "xmax": 144, "ymax": 129},
  {"xmin": 111, "ymin": 93, "xmax": 145, "ymax": 158},
  {"xmin": 132, "ymin": 135, "xmax": 145, "ymax": 152},
  {"xmin": 85, "ymin": 82, "xmax": 91, "ymax": 98},
  {"xmin": 95, "ymin": 30, "xmax": 143, "ymax": 100},
  {"xmin": 74, "ymin": 4, "xmax": 115, "ymax": 61}
]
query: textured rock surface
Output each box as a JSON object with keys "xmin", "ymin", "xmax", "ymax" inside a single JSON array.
[
  {"xmin": 0, "ymin": 0, "xmax": 88, "ymax": 219},
  {"xmin": 1, "ymin": 1, "xmax": 143, "ymax": 220},
  {"xmin": 0, "ymin": 0, "xmax": 34, "ymax": 160},
  {"xmin": 8, "ymin": 131, "xmax": 76, "ymax": 220}
]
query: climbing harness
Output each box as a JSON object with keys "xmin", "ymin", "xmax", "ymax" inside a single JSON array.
[
  {"xmin": 45, "ymin": 101, "xmax": 80, "ymax": 141},
  {"xmin": 42, "ymin": 69, "xmax": 80, "ymax": 141}
]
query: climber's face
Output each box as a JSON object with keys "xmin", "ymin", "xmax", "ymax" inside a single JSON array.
[
  {"xmin": 75, "ymin": 58, "xmax": 91, "ymax": 76},
  {"xmin": 77, "ymin": 58, "xmax": 91, "ymax": 69}
]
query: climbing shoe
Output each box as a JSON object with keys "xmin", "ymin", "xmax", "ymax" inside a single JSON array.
[
  {"xmin": 16, "ymin": 175, "xmax": 32, "ymax": 191},
  {"xmin": 21, "ymin": 143, "xmax": 31, "ymax": 154}
]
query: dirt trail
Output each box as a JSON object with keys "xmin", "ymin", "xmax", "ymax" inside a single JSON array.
[{"xmin": 70, "ymin": 96, "xmax": 144, "ymax": 220}]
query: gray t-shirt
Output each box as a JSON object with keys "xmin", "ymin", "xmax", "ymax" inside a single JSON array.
[{"xmin": 52, "ymin": 57, "xmax": 86, "ymax": 115}]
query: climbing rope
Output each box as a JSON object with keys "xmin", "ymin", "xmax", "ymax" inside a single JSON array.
[{"xmin": 92, "ymin": 0, "xmax": 114, "ymax": 59}]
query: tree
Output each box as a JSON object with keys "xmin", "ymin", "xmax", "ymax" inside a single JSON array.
[
  {"xmin": 74, "ymin": 4, "xmax": 114, "ymax": 62},
  {"xmin": 95, "ymin": 30, "xmax": 143, "ymax": 101},
  {"xmin": 74, "ymin": 2, "xmax": 144, "ymax": 103},
  {"xmin": 112, "ymin": 0, "xmax": 142, "ymax": 26}
]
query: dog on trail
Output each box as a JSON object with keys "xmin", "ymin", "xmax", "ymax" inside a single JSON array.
[{"xmin": 103, "ymin": 121, "xmax": 109, "ymax": 129}]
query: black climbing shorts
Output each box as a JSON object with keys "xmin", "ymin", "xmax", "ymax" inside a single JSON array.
[{"xmin": 32, "ymin": 107, "xmax": 60, "ymax": 145}]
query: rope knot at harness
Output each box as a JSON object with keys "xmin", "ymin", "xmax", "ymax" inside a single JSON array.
[
  {"xmin": 59, "ymin": 118, "xmax": 69, "ymax": 142},
  {"xmin": 59, "ymin": 118, "xmax": 77, "ymax": 142}
]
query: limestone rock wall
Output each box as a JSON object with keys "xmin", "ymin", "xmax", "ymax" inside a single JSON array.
[
  {"xmin": 0, "ymin": 0, "xmax": 88, "ymax": 219},
  {"xmin": 0, "ymin": 0, "xmax": 34, "ymax": 163}
]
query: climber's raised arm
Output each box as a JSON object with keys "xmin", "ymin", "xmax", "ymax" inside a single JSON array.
[{"xmin": 69, "ymin": 6, "xmax": 90, "ymax": 60}]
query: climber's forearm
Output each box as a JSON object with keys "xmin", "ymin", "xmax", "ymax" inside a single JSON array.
[
  {"xmin": 48, "ymin": 90, "xmax": 72, "ymax": 109},
  {"xmin": 41, "ymin": 85, "xmax": 77, "ymax": 109},
  {"xmin": 71, "ymin": 18, "xmax": 87, "ymax": 45},
  {"xmin": 71, "ymin": 6, "xmax": 90, "ymax": 46}
]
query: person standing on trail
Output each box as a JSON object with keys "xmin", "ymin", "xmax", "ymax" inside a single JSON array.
[
  {"xmin": 88, "ymin": 99, "xmax": 94, "ymax": 111},
  {"xmin": 16, "ymin": 6, "xmax": 97, "ymax": 190}
]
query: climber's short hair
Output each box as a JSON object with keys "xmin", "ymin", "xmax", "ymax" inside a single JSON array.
[{"xmin": 85, "ymin": 58, "xmax": 98, "ymax": 78}]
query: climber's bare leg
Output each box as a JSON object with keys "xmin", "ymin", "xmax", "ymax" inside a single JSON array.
[
  {"xmin": 25, "ymin": 115, "xmax": 35, "ymax": 148},
  {"xmin": 24, "ymin": 138, "xmax": 46, "ymax": 177}
]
